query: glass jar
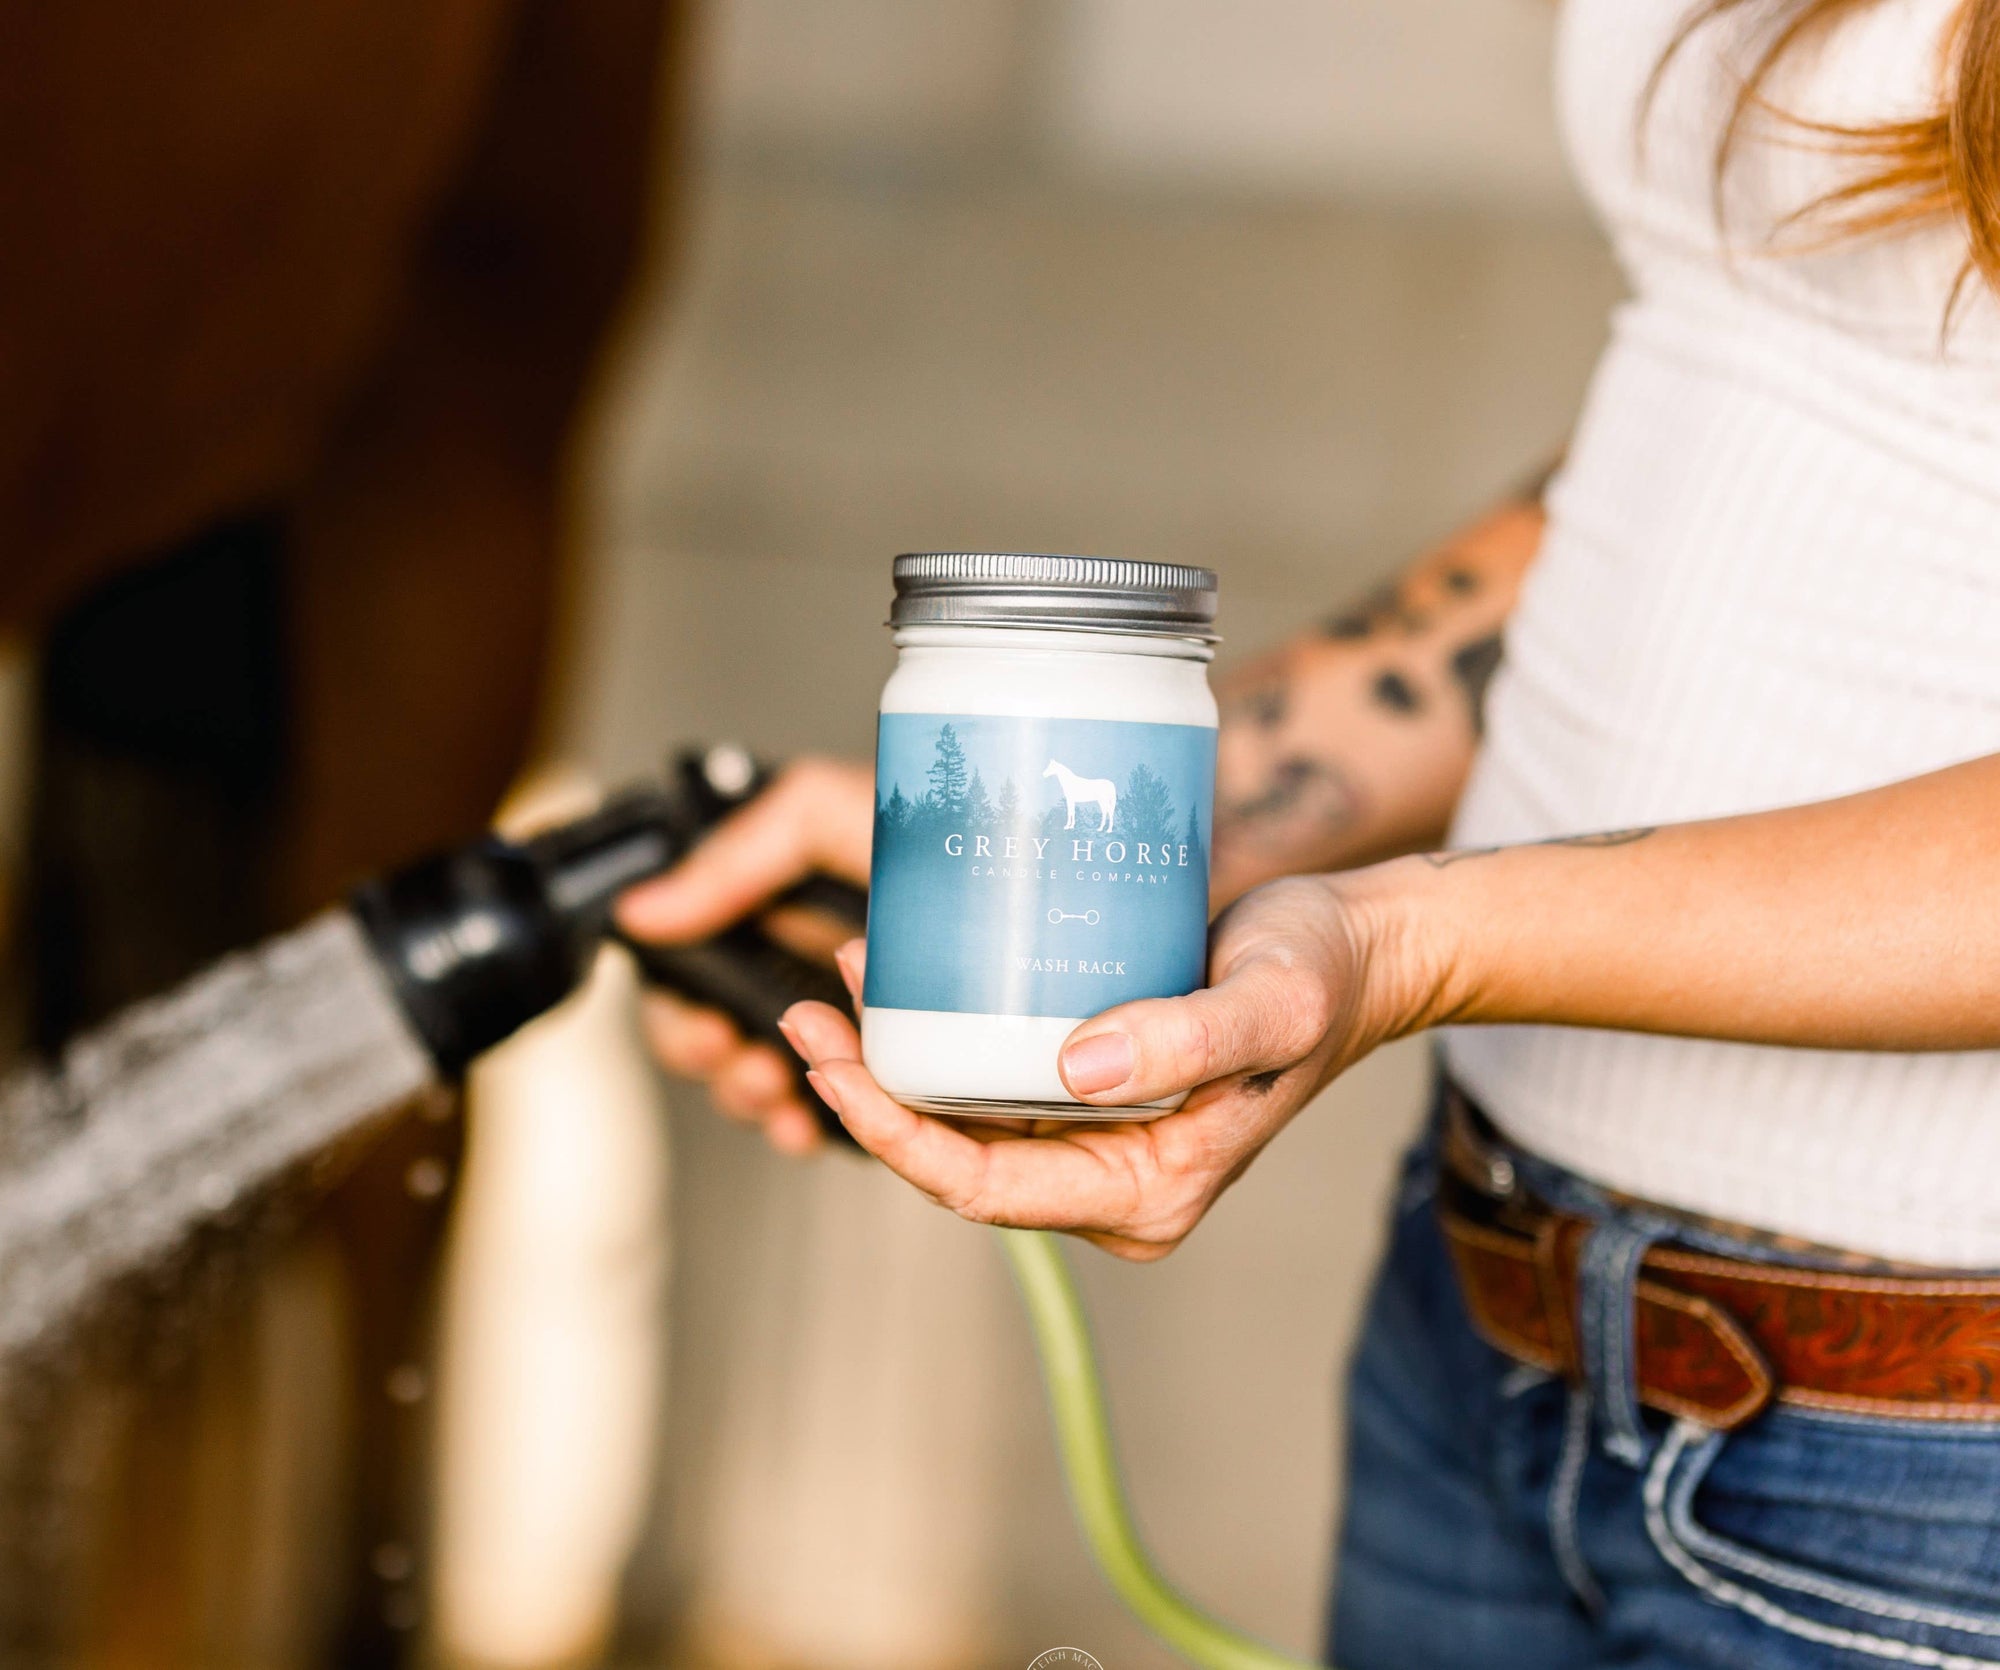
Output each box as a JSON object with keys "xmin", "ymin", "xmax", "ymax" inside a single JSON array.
[{"xmin": 861, "ymin": 553, "xmax": 1219, "ymax": 1119}]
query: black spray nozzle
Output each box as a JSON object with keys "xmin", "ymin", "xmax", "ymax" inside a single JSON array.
[
  {"xmin": 350, "ymin": 836, "xmax": 574, "ymax": 1078},
  {"xmin": 352, "ymin": 745, "xmax": 866, "ymax": 1141}
]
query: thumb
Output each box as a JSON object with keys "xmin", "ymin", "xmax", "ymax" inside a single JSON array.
[
  {"xmin": 1057, "ymin": 953, "xmax": 1334, "ymax": 1106},
  {"xmin": 616, "ymin": 758, "xmax": 872, "ymax": 943}
]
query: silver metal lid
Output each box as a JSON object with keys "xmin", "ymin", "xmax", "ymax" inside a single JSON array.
[{"xmin": 890, "ymin": 552, "xmax": 1219, "ymax": 641}]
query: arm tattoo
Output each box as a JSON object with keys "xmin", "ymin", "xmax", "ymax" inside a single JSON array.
[
  {"xmin": 1220, "ymin": 511, "xmax": 1536, "ymax": 870},
  {"xmin": 1215, "ymin": 654, "xmax": 1364, "ymax": 861},
  {"xmin": 1450, "ymin": 633, "xmax": 1504, "ymax": 736},
  {"xmin": 1322, "ymin": 582, "xmax": 1429, "ymax": 641},
  {"xmin": 1218, "ymin": 756, "xmax": 1363, "ymax": 847},
  {"xmin": 1371, "ymin": 668, "xmax": 1425, "ymax": 716},
  {"xmin": 1420, "ymin": 827, "xmax": 1656, "ymax": 868},
  {"xmin": 1222, "ymin": 671, "xmax": 1289, "ymax": 730}
]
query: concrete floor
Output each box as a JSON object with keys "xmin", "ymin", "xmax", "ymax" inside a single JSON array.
[{"xmin": 567, "ymin": 154, "xmax": 1622, "ymax": 1666}]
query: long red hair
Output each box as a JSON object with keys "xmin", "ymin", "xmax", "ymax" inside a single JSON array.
[{"xmin": 1651, "ymin": 0, "xmax": 2000, "ymax": 303}]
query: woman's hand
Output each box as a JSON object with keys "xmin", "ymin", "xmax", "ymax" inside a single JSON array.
[
  {"xmin": 616, "ymin": 757, "xmax": 874, "ymax": 1155},
  {"xmin": 716, "ymin": 744, "xmax": 2000, "ymax": 1212},
  {"xmin": 781, "ymin": 871, "xmax": 1444, "ymax": 1259}
]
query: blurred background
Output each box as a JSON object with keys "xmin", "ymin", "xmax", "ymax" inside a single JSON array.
[{"xmin": 0, "ymin": 1, "xmax": 1620, "ymax": 1665}]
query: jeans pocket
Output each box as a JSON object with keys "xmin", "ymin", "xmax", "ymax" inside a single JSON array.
[{"xmin": 1645, "ymin": 1412, "xmax": 2000, "ymax": 1667}]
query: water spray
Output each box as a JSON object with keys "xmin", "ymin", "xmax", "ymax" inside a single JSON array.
[{"xmin": 0, "ymin": 746, "xmax": 1320, "ymax": 1670}]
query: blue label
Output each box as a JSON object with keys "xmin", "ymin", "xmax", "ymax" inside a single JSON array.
[{"xmin": 863, "ymin": 713, "xmax": 1216, "ymax": 1017}]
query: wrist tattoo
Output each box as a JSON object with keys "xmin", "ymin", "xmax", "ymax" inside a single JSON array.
[{"xmin": 1421, "ymin": 827, "xmax": 1656, "ymax": 868}]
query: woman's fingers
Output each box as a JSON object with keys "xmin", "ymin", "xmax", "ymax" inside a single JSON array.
[
  {"xmin": 639, "ymin": 989, "xmax": 740, "ymax": 1077},
  {"xmin": 782, "ymin": 1001, "xmax": 990, "ymax": 1192},
  {"xmin": 709, "ymin": 1042, "xmax": 798, "ymax": 1118},
  {"xmin": 782, "ymin": 1000, "xmax": 1204, "ymax": 1244},
  {"xmin": 1056, "ymin": 952, "xmax": 1334, "ymax": 1106},
  {"xmin": 642, "ymin": 989, "xmax": 824, "ymax": 1148},
  {"xmin": 769, "ymin": 875, "xmax": 1379, "ymax": 1253},
  {"xmin": 761, "ymin": 1102, "xmax": 826, "ymax": 1156},
  {"xmin": 1055, "ymin": 878, "xmax": 1355, "ymax": 1107},
  {"xmin": 616, "ymin": 756, "xmax": 871, "ymax": 1156},
  {"xmin": 615, "ymin": 757, "xmax": 873, "ymax": 944},
  {"xmin": 833, "ymin": 938, "xmax": 865, "ymax": 1008}
]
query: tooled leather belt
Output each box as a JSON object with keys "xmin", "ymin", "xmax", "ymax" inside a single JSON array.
[{"xmin": 1437, "ymin": 1086, "xmax": 2000, "ymax": 1428}]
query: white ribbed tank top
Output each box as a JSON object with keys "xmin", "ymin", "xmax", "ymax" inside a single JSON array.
[{"xmin": 1441, "ymin": 0, "xmax": 2000, "ymax": 1266}]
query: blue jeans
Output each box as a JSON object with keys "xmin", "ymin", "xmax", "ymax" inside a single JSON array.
[{"xmin": 1327, "ymin": 1135, "xmax": 2000, "ymax": 1670}]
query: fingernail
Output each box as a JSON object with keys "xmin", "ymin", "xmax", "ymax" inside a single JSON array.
[
  {"xmin": 776, "ymin": 1016, "xmax": 804, "ymax": 1058},
  {"xmin": 805, "ymin": 1069, "xmax": 844, "ymax": 1117},
  {"xmin": 1061, "ymin": 1032, "xmax": 1135, "ymax": 1096}
]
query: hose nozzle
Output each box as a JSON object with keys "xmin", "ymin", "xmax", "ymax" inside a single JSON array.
[{"xmin": 350, "ymin": 747, "xmax": 864, "ymax": 1137}]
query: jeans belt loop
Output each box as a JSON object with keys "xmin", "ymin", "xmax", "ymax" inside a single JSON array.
[{"xmin": 1575, "ymin": 1215, "xmax": 1674, "ymax": 1467}]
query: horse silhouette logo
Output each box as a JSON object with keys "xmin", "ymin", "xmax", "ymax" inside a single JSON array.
[{"xmin": 1044, "ymin": 760, "xmax": 1117, "ymax": 832}]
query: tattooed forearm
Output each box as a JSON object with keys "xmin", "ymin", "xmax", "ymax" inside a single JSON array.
[
  {"xmin": 1213, "ymin": 650, "xmax": 1372, "ymax": 893},
  {"xmin": 1421, "ymin": 827, "xmax": 1656, "ymax": 868},
  {"xmin": 1208, "ymin": 648, "xmax": 1368, "ymax": 888},
  {"xmin": 1206, "ymin": 482, "xmax": 1550, "ymax": 894},
  {"xmin": 1220, "ymin": 755, "xmax": 1364, "ymax": 840}
]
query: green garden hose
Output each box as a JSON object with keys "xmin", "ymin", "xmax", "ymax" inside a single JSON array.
[{"xmin": 998, "ymin": 1227, "xmax": 1325, "ymax": 1670}]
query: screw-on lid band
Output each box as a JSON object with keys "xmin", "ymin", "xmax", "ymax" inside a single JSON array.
[{"xmin": 889, "ymin": 552, "xmax": 1219, "ymax": 641}]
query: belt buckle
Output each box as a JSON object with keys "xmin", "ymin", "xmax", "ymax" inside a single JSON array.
[{"xmin": 1442, "ymin": 1085, "xmax": 1519, "ymax": 1200}]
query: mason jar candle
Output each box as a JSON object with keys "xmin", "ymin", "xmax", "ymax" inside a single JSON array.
[{"xmin": 861, "ymin": 552, "xmax": 1219, "ymax": 1120}]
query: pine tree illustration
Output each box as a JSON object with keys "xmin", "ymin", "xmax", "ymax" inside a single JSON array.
[
  {"xmin": 964, "ymin": 767, "xmax": 994, "ymax": 828},
  {"xmin": 1124, "ymin": 762, "xmax": 1176, "ymax": 847},
  {"xmin": 879, "ymin": 783, "xmax": 913, "ymax": 834},
  {"xmin": 925, "ymin": 723, "xmax": 970, "ymax": 815},
  {"xmin": 1182, "ymin": 801, "xmax": 1206, "ymax": 868},
  {"xmin": 994, "ymin": 775, "xmax": 1020, "ymax": 828}
]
